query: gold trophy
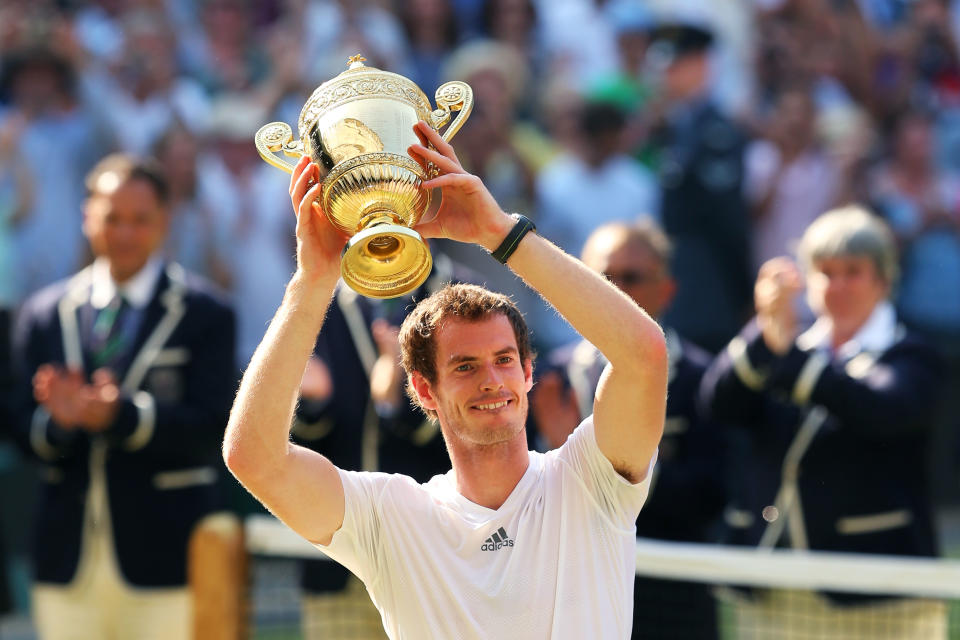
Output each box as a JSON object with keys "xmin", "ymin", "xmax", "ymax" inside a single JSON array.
[{"xmin": 255, "ymin": 55, "xmax": 473, "ymax": 298}]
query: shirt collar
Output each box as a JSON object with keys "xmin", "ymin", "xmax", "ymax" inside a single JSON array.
[
  {"xmin": 796, "ymin": 300, "xmax": 898, "ymax": 359},
  {"xmin": 90, "ymin": 255, "xmax": 164, "ymax": 310}
]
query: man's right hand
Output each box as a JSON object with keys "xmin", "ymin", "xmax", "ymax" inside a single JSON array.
[
  {"xmin": 300, "ymin": 356, "xmax": 333, "ymax": 402},
  {"xmin": 289, "ymin": 155, "xmax": 348, "ymax": 281},
  {"xmin": 33, "ymin": 365, "xmax": 84, "ymax": 429},
  {"xmin": 530, "ymin": 371, "xmax": 581, "ymax": 450},
  {"xmin": 406, "ymin": 121, "xmax": 514, "ymax": 253},
  {"xmin": 754, "ymin": 257, "xmax": 803, "ymax": 355}
]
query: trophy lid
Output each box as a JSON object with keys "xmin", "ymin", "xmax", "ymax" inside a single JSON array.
[{"xmin": 297, "ymin": 54, "xmax": 432, "ymax": 139}]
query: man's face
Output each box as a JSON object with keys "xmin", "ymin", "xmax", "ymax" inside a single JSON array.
[
  {"xmin": 806, "ymin": 255, "xmax": 888, "ymax": 336},
  {"xmin": 584, "ymin": 236, "xmax": 675, "ymax": 319},
  {"xmin": 414, "ymin": 315, "xmax": 533, "ymax": 448},
  {"xmin": 660, "ymin": 53, "xmax": 708, "ymax": 102},
  {"xmin": 83, "ymin": 177, "xmax": 168, "ymax": 283},
  {"xmin": 776, "ymin": 91, "xmax": 814, "ymax": 144}
]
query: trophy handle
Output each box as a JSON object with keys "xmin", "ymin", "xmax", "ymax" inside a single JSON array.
[
  {"xmin": 430, "ymin": 82, "xmax": 474, "ymax": 143},
  {"xmin": 255, "ymin": 122, "xmax": 305, "ymax": 174}
]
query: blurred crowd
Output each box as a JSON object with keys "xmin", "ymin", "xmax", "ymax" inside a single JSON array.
[
  {"xmin": 1, "ymin": 0, "xmax": 959, "ymax": 356},
  {"xmin": 1, "ymin": 0, "xmax": 960, "ymax": 637}
]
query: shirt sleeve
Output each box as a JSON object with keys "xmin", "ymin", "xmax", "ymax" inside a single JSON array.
[
  {"xmin": 314, "ymin": 469, "xmax": 391, "ymax": 586},
  {"xmin": 554, "ymin": 416, "xmax": 657, "ymax": 528}
]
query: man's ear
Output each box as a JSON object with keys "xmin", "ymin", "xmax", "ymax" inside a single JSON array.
[
  {"xmin": 523, "ymin": 358, "xmax": 533, "ymax": 393},
  {"xmin": 409, "ymin": 372, "xmax": 438, "ymax": 411},
  {"xmin": 81, "ymin": 198, "xmax": 93, "ymax": 239}
]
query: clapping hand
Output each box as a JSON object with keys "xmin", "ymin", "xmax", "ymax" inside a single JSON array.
[
  {"xmin": 300, "ymin": 356, "xmax": 334, "ymax": 402},
  {"xmin": 33, "ymin": 365, "xmax": 121, "ymax": 431},
  {"xmin": 754, "ymin": 257, "xmax": 804, "ymax": 355},
  {"xmin": 369, "ymin": 318, "xmax": 405, "ymax": 408},
  {"xmin": 530, "ymin": 371, "xmax": 582, "ymax": 450}
]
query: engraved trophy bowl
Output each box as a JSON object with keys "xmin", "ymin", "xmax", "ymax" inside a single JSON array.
[{"xmin": 255, "ymin": 55, "xmax": 473, "ymax": 298}]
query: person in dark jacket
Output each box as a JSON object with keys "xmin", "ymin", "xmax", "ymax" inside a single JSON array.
[
  {"xmin": 701, "ymin": 205, "xmax": 945, "ymax": 637},
  {"xmin": 647, "ymin": 21, "xmax": 753, "ymax": 353},
  {"xmin": 530, "ymin": 220, "xmax": 725, "ymax": 639},
  {"xmin": 11, "ymin": 154, "xmax": 236, "ymax": 640}
]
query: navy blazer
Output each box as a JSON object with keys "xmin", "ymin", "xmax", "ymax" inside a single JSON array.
[
  {"xmin": 656, "ymin": 100, "xmax": 753, "ymax": 353},
  {"xmin": 700, "ymin": 317, "xmax": 941, "ymax": 560},
  {"xmin": 538, "ymin": 329, "xmax": 726, "ymax": 542},
  {"xmin": 12, "ymin": 263, "xmax": 236, "ymax": 587}
]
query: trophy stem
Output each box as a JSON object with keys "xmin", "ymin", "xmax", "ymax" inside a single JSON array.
[
  {"xmin": 358, "ymin": 210, "xmax": 405, "ymax": 259},
  {"xmin": 342, "ymin": 224, "xmax": 432, "ymax": 299}
]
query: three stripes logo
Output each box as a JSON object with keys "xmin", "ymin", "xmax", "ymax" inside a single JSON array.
[{"xmin": 480, "ymin": 527, "xmax": 514, "ymax": 551}]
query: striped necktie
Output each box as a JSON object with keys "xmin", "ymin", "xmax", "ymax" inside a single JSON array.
[{"xmin": 90, "ymin": 294, "xmax": 132, "ymax": 370}]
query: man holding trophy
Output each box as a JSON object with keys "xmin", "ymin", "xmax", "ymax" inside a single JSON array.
[{"xmin": 225, "ymin": 57, "xmax": 667, "ymax": 638}]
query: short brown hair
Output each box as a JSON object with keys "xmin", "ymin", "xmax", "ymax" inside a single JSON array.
[
  {"xmin": 399, "ymin": 283, "xmax": 535, "ymax": 418},
  {"xmin": 85, "ymin": 153, "xmax": 170, "ymax": 205}
]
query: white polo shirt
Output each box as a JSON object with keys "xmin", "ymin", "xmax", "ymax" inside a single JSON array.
[{"xmin": 318, "ymin": 417, "xmax": 656, "ymax": 639}]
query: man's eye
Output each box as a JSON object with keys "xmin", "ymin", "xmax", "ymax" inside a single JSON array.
[
  {"xmin": 497, "ymin": 356, "xmax": 513, "ymax": 364},
  {"xmin": 455, "ymin": 364, "xmax": 472, "ymax": 372}
]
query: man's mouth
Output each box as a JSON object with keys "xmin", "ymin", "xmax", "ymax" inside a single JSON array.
[{"xmin": 472, "ymin": 399, "xmax": 510, "ymax": 411}]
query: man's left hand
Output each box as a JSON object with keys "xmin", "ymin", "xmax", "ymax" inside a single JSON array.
[
  {"xmin": 78, "ymin": 368, "xmax": 122, "ymax": 432},
  {"xmin": 407, "ymin": 121, "xmax": 514, "ymax": 252}
]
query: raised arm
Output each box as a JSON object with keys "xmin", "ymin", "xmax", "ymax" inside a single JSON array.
[
  {"xmin": 222, "ymin": 155, "xmax": 349, "ymax": 545},
  {"xmin": 410, "ymin": 123, "xmax": 666, "ymax": 482}
]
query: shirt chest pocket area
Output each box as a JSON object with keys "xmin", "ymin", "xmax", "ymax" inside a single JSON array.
[{"xmin": 143, "ymin": 347, "xmax": 191, "ymax": 403}]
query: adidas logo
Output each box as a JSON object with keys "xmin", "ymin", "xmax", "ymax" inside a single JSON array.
[{"xmin": 480, "ymin": 527, "xmax": 514, "ymax": 551}]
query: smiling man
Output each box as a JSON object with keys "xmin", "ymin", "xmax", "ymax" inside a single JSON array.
[{"xmin": 223, "ymin": 122, "xmax": 667, "ymax": 639}]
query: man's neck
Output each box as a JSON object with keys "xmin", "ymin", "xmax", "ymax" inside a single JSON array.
[{"xmin": 448, "ymin": 434, "xmax": 530, "ymax": 511}]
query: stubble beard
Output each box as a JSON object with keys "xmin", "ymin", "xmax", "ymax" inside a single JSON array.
[{"xmin": 441, "ymin": 399, "xmax": 529, "ymax": 450}]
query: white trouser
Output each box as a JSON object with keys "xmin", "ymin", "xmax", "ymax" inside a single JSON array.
[
  {"xmin": 32, "ymin": 525, "xmax": 190, "ymax": 640},
  {"xmin": 32, "ymin": 450, "xmax": 190, "ymax": 640}
]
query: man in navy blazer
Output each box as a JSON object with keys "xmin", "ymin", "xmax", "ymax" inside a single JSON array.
[{"xmin": 11, "ymin": 154, "xmax": 236, "ymax": 639}]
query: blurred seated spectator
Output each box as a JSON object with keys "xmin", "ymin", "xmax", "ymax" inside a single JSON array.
[
  {"xmin": 534, "ymin": 0, "xmax": 620, "ymax": 87},
  {"xmin": 0, "ymin": 47, "xmax": 104, "ymax": 300},
  {"xmin": 746, "ymin": 85, "xmax": 840, "ymax": 277},
  {"xmin": 298, "ymin": 0, "xmax": 410, "ymax": 82},
  {"xmin": 153, "ymin": 124, "xmax": 231, "ymax": 288},
  {"xmin": 196, "ymin": 96, "xmax": 294, "ymax": 364},
  {"xmin": 536, "ymin": 100, "xmax": 658, "ymax": 258},
  {"xmin": 79, "ymin": 10, "xmax": 211, "ymax": 155},
  {"xmin": 176, "ymin": 0, "xmax": 271, "ymax": 95},
  {"xmin": 397, "ymin": 0, "xmax": 461, "ymax": 95},
  {"xmin": 870, "ymin": 110, "xmax": 960, "ymax": 346},
  {"xmin": 0, "ymin": 113, "xmax": 32, "ymax": 319},
  {"xmin": 869, "ymin": 109, "xmax": 960, "ymax": 503},
  {"xmin": 534, "ymin": 98, "xmax": 658, "ymax": 348}
]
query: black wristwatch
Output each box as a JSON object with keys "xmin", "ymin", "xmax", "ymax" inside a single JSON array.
[{"xmin": 490, "ymin": 214, "xmax": 536, "ymax": 264}]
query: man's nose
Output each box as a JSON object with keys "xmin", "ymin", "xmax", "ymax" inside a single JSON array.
[{"xmin": 479, "ymin": 364, "xmax": 504, "ymax": 391}]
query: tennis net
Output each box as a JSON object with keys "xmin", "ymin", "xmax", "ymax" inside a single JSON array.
[{"xmin": 243, "ymin": 515, "xmax": 960, "ymax": 639}]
